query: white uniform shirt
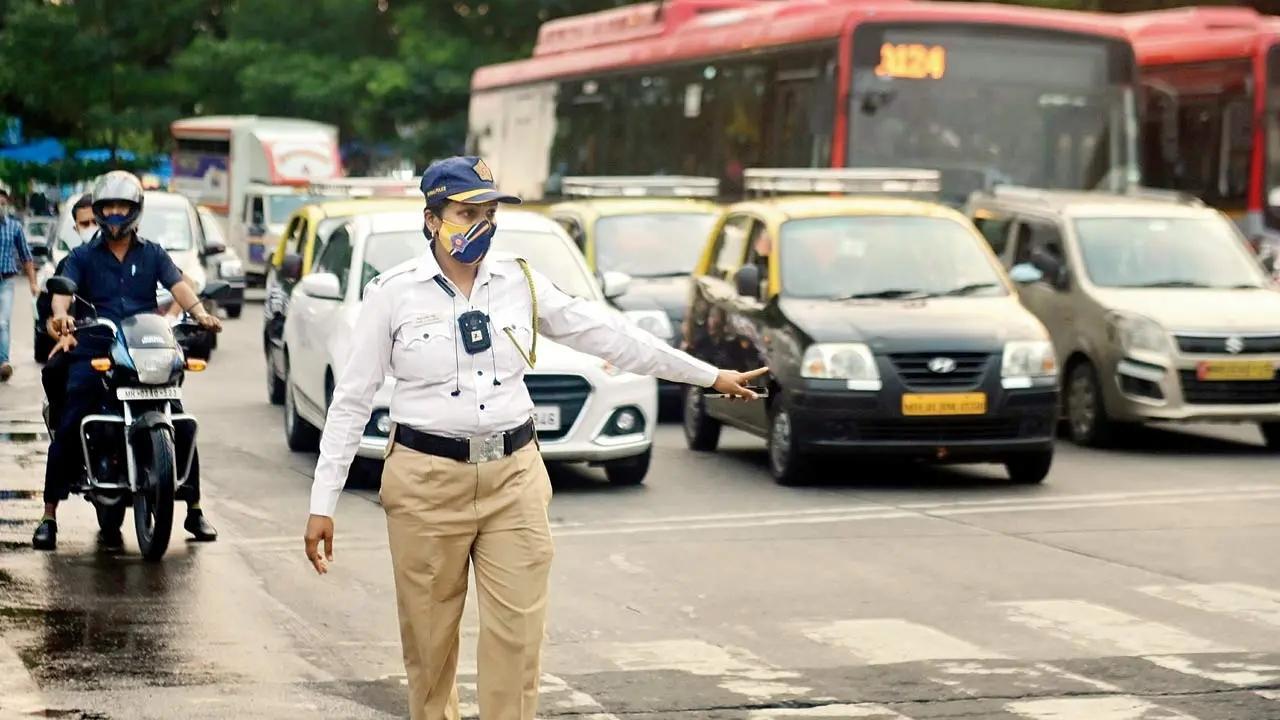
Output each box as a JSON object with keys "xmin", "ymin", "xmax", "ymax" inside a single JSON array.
[{"xmin": 309, "ymin": 250, "xmax": 720, "ymax": 517}]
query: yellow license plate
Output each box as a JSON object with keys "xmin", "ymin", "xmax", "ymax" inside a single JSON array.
[
  {"xmin": 901, "ymin": 393, "xmax": 988, "ymax": 416},
  {"xmin": 1196, "ymin": 360, "xmax": 1276, "ymax": 382}
]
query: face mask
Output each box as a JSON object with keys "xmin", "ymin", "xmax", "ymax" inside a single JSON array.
[
  {"xmin": 77, "ymin": 225, "xmax": 97, "ymax": 243},
  {"xmin": 434, "ymin": 218, "xmax": 496, "ymax": 265}
]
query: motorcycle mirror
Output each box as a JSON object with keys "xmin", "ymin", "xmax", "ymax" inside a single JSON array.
[
  {"xmin": 46, "ymin": 276, "xmax": 78, "ymax": 296},
  {"xmin": 199, "ymin": 280, "xmax": 232, "ymax": 301}
]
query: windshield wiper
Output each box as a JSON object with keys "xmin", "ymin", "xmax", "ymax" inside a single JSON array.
[
  {"xmin": 941, "ymin": 282, "xmax": 1001, "ymax": 297},
  {"xmin": 836, "ymin": 289, "xmax": 934, "ymax": 300},
  {"xmin": 1123, "ymin": 280, "xmax": 1212, "ymax": 289},
  {"xmin": 635, "ymin": 271, "xmax": 690, "ymax": 279}
]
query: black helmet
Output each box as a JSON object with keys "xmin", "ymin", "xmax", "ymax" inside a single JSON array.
[{"xmin": 91, "ymin": 171, "xmax": 145, "ymax": 239}]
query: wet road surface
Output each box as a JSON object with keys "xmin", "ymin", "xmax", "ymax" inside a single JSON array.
[{"xmin": 2, "ymin": 297, "xmax": 1280, "ymax": 719}]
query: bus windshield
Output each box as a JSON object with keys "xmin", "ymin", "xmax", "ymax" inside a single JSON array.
[{"xmin": 849, "ymin": 26, "xmax": 1136, "ymax": 203}]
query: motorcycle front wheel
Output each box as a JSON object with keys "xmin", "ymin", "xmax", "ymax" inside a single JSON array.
[{"xmin": 134, "ymin": 426, "xmax": 176, "ymax": 562}]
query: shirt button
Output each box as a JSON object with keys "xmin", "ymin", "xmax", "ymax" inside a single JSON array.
[
  {"xmin": 480, "ymin": 404, "xmax": 486, "ymax": 410},
  {"xmin": 477, "ymin": 370, "xmax": 483, "ymax": 376}
]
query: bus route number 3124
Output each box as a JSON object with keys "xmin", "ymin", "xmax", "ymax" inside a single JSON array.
[{"xmin": 875, "ymin": 43, "xmax": 947, "ymax": 80}]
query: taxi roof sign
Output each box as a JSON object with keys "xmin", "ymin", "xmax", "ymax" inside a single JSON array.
[
  {"xmin": 561, "ymin": 175, "xmax": 719, "ymax": 199},
  {"xmin": 745, "ymin": 168, "xmax": 941, "ymax": 196},
  {"xmin": 309, "ymin": 177, "xmax": 420, "ymax": 198}
]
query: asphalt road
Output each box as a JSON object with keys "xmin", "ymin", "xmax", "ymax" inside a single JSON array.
[{"xmin": 2, "ymin": 296, "xmax": 1280, "ymax": 720}]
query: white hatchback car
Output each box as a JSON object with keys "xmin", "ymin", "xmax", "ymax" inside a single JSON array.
[{"xmin": 280, "ymin": 209, "xmax": 658, "ymax": 484}]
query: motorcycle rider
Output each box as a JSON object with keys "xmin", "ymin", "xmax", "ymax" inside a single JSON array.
[{"xmin": 33, "ymin": 171, "xmax": 222, "ymax": 551}]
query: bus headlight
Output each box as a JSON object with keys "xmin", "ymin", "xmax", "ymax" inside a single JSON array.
[{"xmin": 802, "ymin": 343, "xmax": 881, "ymax": 389}]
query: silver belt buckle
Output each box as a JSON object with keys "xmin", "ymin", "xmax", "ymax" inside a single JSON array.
[{"xmin": 467, "ymin": 433, "xmax": 505, "ymax": 464}]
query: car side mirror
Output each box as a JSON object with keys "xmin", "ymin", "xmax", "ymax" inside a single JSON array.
[
  {"xmin": 200, "ymin": 280, "xmax": 231, "ymax": 301},
  {"xmin": 734, "ymin": 264, "xmax": 761, "ymax": 298},
  {"xmin": 1008, "ymin": 263, "xmax": 1044, "ymax": 285},
  {"xmin": 203, "ymin": 239, "xmax": 227, "ymax": 256},
  {"xmin": 300, "ymin": 272, "xmax": 343, "ymax": 301},
  {"xmin": 281, "ymin": 253, "xmax": 304, "ymax": 282},
  {"xmin": 46, "ymin": 276, "xmax": 78, "ymax": 296},
  {"xmin": 601, "ymin": 271, "xmax": 631, "ymax": 299}
]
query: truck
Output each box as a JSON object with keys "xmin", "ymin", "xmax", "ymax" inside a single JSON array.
[{"xmin": 169, "ymin": 116, "xmax": 342, "ymax": 283}]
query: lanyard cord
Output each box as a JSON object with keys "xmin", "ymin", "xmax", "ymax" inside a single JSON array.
[{"xmin": 503, "ymin": 258, "xmax": 538, "ymax": 368}]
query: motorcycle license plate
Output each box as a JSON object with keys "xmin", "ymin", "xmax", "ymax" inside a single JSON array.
[
  {"xmin": 117, "ymin": 387, "xmax": 182, "ymax": 401},
  {"xmin": 533, "ymin": 406, "xmax": 561, "ymax": 432}
]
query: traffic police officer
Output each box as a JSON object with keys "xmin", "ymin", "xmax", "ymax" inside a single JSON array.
[{"xmin": 304, "ymin": 156, "xmax": 766, "ymax": 720}]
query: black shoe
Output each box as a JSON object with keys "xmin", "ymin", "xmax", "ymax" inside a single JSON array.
[
  {"xmin": 99, "ymin": 528, "xmax": 124, "ymax": 552},
  {"xmin": 184, "ymin": 509, "xmax": 217, "ymax": 542},
  {"xmin": 32, "ymin": 519, "xmax": 56, "ymax": 551}
]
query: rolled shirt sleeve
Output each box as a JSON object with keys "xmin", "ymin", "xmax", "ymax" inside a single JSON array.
[
  {"xmin": 15, "ymin": 226, "xmax": 31, "ymax": 265},
  {"xmin": 310, "ymin": 283, "xmax": 394, "ymax": 517},
  {"xmin": 532, "ymin": 268, "xmax": 719, "ymax": 388},
  {"xmin": 156, "ymin": 246, "xmax": 184, "ymax": 289}
]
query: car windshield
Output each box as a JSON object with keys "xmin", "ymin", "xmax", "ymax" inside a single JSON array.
[
  {"xmin": 779, "ymin": 216, "xmax": 1007, "ymax": 299},
  {"xmin": 199, "ymin": 213, "xmax": 227, "ymax": 248},
  {"xmin": 139, "ymin": 204, "xmax": 195, "ymax": 251},
  {"xmin": 360, "ymin": 231, "xmax": 428, "ymax": 297},
  {"xmin": 268, "ymin": 195, "xmax": 318, "ymax": 224},
  {"xmin": 358, "ymin": 229, "xmax": 599, "ymax": 301},
  {"xmin": 594, "ymin": 213, "xmax": 717, "ymax": 277},
  {"xmin": 1073, "ymin": 216, "xmax": 1266, "ymax": 289}
]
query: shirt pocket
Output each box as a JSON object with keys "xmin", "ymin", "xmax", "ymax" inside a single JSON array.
[
  {"xmin": 494, "ymin": 319, "xmax": 535, "ymax": 380},
  {"xmin": 391, "ymin": 319, "xmax": 456, "ymax": 386}
]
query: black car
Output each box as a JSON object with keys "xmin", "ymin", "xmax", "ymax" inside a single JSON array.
[{"xmin": 680, "ymin": 196, "xmax": 1059, "ymax": 485}]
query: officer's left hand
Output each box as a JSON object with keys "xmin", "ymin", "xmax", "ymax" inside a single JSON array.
[
  {"xmin": 196, "ymin": 313, "xmax": 223, "ymax": 334},
  {"xmin": 712, "ymin": 367, "xmax": 769, "ymax": 400}
]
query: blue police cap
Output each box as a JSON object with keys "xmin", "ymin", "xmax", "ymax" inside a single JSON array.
[{"xmin": 420, "ymin": 156, "xmax": 521, "ymax": 206}]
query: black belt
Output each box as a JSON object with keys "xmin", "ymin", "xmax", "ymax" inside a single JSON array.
[{"xmin": 394, "ymin": 418, "xmax": 536, "ymax": 463}]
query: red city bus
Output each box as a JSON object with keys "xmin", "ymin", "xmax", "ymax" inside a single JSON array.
[
  {"xmin": 1124, "ymin": 7, "xmax": 1280, "ymax": 251},
  {"xmin": 469, "ymin": 0, "xmax": 1141, "ymax": 203}
]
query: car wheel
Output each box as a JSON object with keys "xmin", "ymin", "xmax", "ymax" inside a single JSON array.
[
  {"xmin": 1005, "ymin": 451, "xmax": 1053, "ymax": 484},
  {"xmin": 225, "ymin": 304, "xmax": 243, "ymax": 319},
  {"xmin": 683, "ymin": 385, "xmax": 721, "ymax": 452},
  {"xmin": 767, "ymin": 403, "xmax": 809, "ymax": 486},
  {"xmin": 284, "ymin": 358, "xmax": 321, "ymax": 452},
  {"xmin": 605, "ymin": 448, "xmax": 651, "ymax": 486},
  {"xmin": 266, "ymin": 341, "xmax": 285, "ymax": 406},
  {"xmin": 1065, "ymin": 361, "xmax": 1117, "ymax": 447},
  {"xmin": 1261, "ymin": 422, "xmax": 1280, "ymax": 452}
]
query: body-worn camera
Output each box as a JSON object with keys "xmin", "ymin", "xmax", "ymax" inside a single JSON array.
[{"xmin": 458, "ymin": 310, "xmax": 492, "ymax": 354}]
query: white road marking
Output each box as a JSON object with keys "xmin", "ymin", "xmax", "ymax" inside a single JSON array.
[
  {"xmin": 1001, "ymin": 600, "xmax": 1234, "ymax": 657},
  {"xmin": 1139, "ymin": 583, "xmax": 1280, "ymax": 630},
  {"xmin": 1145, "ymin": 655, "xmax": 1280, "ymax": 687},
  {"xmin": 747, "ymin": 705, "xmax": 910, "ymax": 719},
  {"xmin": 801, "ymin": 619, "xmax": 1006, "ymax": 665},
  {"xmin": 596, "ymin": 639, "xmax": 808, "ymax": 701},
  {"xmin": 1006, "ymin": 695, "xmax": 1199, "ymax": 719},
  {"xmin": 0, "ymin": 634, "xmax": 42, "ymax": 715},
  {"xmin": 1256, "ymin": 689, "xmax": 1280, "ymax": 701},
  {"xmin": 539, "ymin": 673, "xmax": 621, "ymax": 719}
]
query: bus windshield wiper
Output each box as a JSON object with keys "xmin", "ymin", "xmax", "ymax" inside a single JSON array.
[
  {"xmin": 836, "ymin": 289, "xmax": 934, "ymax": 300},
  {"xmin": 1124, "ymin": 280, "xmax": 1211, "ymax": 288},
  {"xmin": 941, "ymin": 282, "xmax": 1001, "ymax": 296}
]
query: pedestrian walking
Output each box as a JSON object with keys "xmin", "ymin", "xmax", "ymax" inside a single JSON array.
[
  {"xmin": 0, "ymin": 187, "xmax": 38, "ymax": 382},
  {"xmin": 303, "ymin": 156, "xmax": 767, "ymax": 720}
]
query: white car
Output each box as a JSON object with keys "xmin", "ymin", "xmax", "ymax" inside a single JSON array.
[{"xmin": 280, "ymin": 209, "xmax": 658, "ymax": 485}]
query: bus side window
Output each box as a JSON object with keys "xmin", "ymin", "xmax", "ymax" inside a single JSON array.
[{"xmin": 250, "ymin": 197, "xmax": 265, "ymax": 228}]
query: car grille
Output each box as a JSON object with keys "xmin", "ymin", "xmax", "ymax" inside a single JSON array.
[
  {"xmin": 1178, "ymin": 371, "xmax": 1280, "ymax": 405},
  {"xmin": 854, "ymin": 418, "xmax": 1029, "ymax": 442},
  {"xmin": 888, "ymin": 352, "xmax": 993, "ymax": 390},
  {"xmin": 1175, "ymin": 334, "xmax": 1280, "ymax": 354},
  {"xmin": 524, "ymin": 374, "xmax": 591, "ymax": 440}
]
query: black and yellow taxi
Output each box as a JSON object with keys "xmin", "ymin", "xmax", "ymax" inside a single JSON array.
[
  {"xmin": 681, "ymin": 169, "xmax": 1059, "ymax": 485},
  {"xmin": 546, "ymin": 177, "xmax": 722, "ymax": 406}
]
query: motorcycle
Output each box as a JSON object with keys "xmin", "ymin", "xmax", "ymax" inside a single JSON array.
[{"xmin": 42, "ymin": 276, "xmax": 229, "ymax": 561}]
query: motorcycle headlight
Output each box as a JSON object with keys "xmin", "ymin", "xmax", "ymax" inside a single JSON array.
[
  {"xmin": 625, "ymin": 310, "xmax": 674, "ymax": 340},
  {"xmin": 801, "ymin": 343, "xmax": 881, "ymax": 389},
  {"xmin": 1109, "ymin": 312, "xmax": 1169, "ymax": 357},
  {"xmin": 219, "ymin": 259, "xmax": 243, "ymax": 278},
  {"xmin": 1001, "ymin": 340, "xmax": 1058, "ymax": 388}
]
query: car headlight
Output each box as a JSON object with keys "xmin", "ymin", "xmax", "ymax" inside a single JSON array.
[
  {"xmin": 1108, "ymin": 312, "xmax": 1169, "ymax": 356},
  {"xmin": 1002, "ymin": 340, "xmax": 1058, "ymax": 388},
  {"xmin": 219, "ymin": 259, "xmax": 243, "ymax": 278},
  {"xmin": 801, "ymin": 343, "xmax": 881, "ymax": 389},
  {"xmin": 625, "ymin": 310, "xmax": 674, "ymax": 340}
]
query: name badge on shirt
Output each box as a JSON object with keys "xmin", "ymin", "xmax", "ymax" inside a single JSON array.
[{"xmin": 410, "ymin": 312, "xmax": 443, "ymax": 328}]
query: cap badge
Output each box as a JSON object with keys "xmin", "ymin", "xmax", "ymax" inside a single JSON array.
[{"xmin": 473, "ymin": 159, "xmax": 494, "ymax": 183}]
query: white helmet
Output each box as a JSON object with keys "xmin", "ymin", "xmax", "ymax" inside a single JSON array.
[{"xmin": 91, "ymin": 171, "xmax": 145, "ymax": 238}]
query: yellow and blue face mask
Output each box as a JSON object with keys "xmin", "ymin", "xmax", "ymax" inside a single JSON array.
[{"xmin": 435, "ymin": 218, "xmax": 496, "ymax": 265}]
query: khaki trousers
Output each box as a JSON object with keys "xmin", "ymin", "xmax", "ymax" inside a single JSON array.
[{"xmin": 380, "ymin": 440, "xmax": 554, "ymax": 720}]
